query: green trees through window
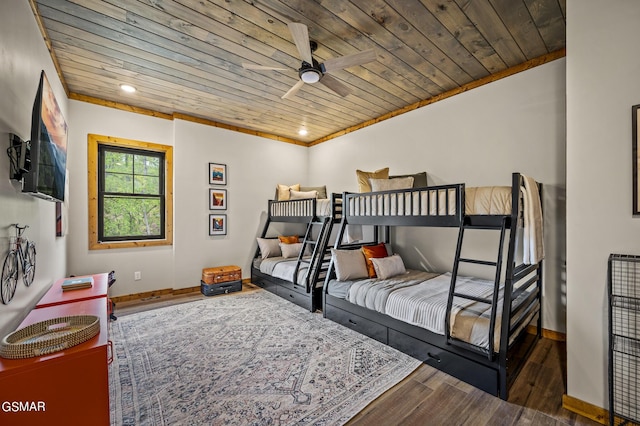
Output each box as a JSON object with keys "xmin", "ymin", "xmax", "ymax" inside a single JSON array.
[{"xmin": 99, "ymin": 147, "xmax": 164, "ymax": 240}]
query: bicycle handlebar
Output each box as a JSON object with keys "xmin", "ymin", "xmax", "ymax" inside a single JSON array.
[{"xmin": 11, "ymin": 224, "xmax": 29, "ymax": 237}]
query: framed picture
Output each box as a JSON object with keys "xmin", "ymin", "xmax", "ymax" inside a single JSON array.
[
  {"xmin": 634, "ymin": 105, "xmax": 640, "ymax": 214},
  {"xmin": 209, "ymin": 188, "xmax": 227, "ymax": 210},
  {"xmin": 209, "ymin": 162, "xmax": 227, "ymax": 185},
  {"xmin": 209, "ymin": 214, "xmax": 227, "ymax": 235}
]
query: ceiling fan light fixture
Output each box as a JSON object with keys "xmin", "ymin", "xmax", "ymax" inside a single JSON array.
[{"xmin": 300, "ymin": 68, "xmax": 321, "ymax": 84}]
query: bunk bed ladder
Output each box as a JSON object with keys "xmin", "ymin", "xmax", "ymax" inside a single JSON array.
[
  {"xmin": 446, "ymin": 215, "xmax": 510, "ymax": 359},
  {"xmin": 293, "ymin": 216, "xmax": 332, "ymax": 293}
]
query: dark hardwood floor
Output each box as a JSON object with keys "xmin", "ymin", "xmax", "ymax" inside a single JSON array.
[
  {"xmin": 347, "ymin": 338, "xmax": 598, "ymax": 426},
  {"xmin": 113, "ymin": 284, "xmax": 600, "ymax": 426}
]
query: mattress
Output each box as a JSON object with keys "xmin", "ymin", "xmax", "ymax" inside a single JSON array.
[
  {"xmin": 326, "ymin": 270, "xmax": 537, "ymax": 352},
  {"xmin": 255, "ymin": 256, "xmax": 324, "ymax": 288},
  {"xmin": 270, "ymin": 198, "xmax": 336, "ymax": 218},
  {"xmin": 346, "ymin": 185, "xmax": 514, "ymax": 218},
  {"xmin": 465, "ymin": 186, "xmax": 512, "ymax": 215},
  {"xmin": 348, "ymin": 188, "xmax": 458, "ymax": 217}
]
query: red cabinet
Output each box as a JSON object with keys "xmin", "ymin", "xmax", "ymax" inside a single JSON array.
[
  {"xmin": 0, "ymin": 285, "xmax": 111, "ymax": 425},
  {"xmin": 36, "ymin": 273, "xmax": 108, "ymax": 308}
]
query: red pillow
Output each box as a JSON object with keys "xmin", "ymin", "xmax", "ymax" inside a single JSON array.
[{"xmin": 361, "ymin": 243, "xmax": 389, "ymax": 278}]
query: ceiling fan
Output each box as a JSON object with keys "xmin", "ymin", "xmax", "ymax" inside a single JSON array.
[{"xmin": 243, "ymin": 22, "xmax": 376, "ymax": 100}]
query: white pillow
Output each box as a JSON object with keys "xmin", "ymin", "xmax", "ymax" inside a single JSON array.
[
  {"xmin": 280, "ymin": 242, "xmax": 304, "ymax": 259},
  {"xmin": 331, "ymin": 248, "xmax": 368, "ymax": 281},
  {"xmin": 369, "ymin": 176, "xmax": 414, "ymax": 192},
  {"xmin": 371, "ymin": 254, "xmax": 407, "ymax": 279},
  {"xmin": 256, "ymin": 238, "xmax": 281, "ymax": 259},
  {"xmin": 289, "ymin": 189, "xmax": 318, "ymax": 200}
]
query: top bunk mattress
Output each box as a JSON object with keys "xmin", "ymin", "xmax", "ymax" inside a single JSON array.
[
  {"xmin": 269, "ymin": 197, "xmax": 339, "ymax": 219},
  {"xmin": 345, "ymin": 185, "xmax": 513, "ymax": 218},
  {"xmin": 465, "ymin": 186, "xmax": 512, "ymax": 215}
]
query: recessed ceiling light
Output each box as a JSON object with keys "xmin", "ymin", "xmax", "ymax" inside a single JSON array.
[
  {"xmin": 120, "ymin": 84, "xmax": 136, "ymax": 93},
  {"xmin": 298, "ymin": 129, "xmax": 308, "ymax": 136}
]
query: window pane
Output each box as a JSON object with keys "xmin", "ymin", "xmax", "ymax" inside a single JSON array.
[
  {"xmin": 105, "ymin": 172, "xmax": 133, "ymax": 193},
  {"xmin": 134, "ymin": 175, "xmax": 159, "ymax": 195},
  {"xmin": 104, "ymin": 151, "xmax": 133, "ymax": 173},
  {"xmin": 91, "ymin": 135, "xmax": 172, "ymax": 249},
  {"xmin": 103, "ymin": 196, "xmax": 161, "ymax": 238},
  {"xmin": 134, "ymin": 155, "xmax": 160, "ymax": 177}
]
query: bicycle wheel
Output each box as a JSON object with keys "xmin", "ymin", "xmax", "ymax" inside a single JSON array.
[
  {"xmin": 1, "ymin": 251, "xmax": 18, "ymax": 304},
  {"xmin": 22, "ymin": 242, "xmax": 36, "ymax": 287}
]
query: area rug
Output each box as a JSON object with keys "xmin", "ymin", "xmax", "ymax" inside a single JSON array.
[{"xmin": 108, "ymin": 289, "xmax": 421, "ymax": 425}]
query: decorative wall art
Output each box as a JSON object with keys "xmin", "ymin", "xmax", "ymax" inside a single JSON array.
[
  {"xmin": 209, "ymin": 162, "xmax": 227, "ymax": 185},
  {"xmin": 209, "ymin": 214, "xmax": 227, "ymax": 235},
  {"xmin": 209, "ymin": 188, "xmax": 227, "ymax": 210},
  {"xmin": 633, "ymin": 105, "xmax": 640, "ymax": 214}
]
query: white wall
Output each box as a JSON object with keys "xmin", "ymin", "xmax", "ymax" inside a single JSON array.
[
  {"xmin": 310, "ymin": 59, "xmax": 567, "ymax": 333},
  {"xmin": 0, "ymin": 1, "xmax": 68, "ymax": 337},
  {"xmin": 566, "ymin": 0, "xmax": 640, "ymax": 409},
  {"xmin": 172, "ymin": 119, "xmax": 307, "ymax": 290}
]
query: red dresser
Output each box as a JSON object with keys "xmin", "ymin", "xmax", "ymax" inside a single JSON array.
[
  {"xmin": 0, "ymin": 280, "xmax": 111, "ymax": 425},
  {"xmin": 36, "ymin": 273, "xmax": 108, "ymax": 308}
]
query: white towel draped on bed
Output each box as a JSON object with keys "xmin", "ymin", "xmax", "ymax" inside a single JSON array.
[{"xmin": 521, "ymin": 175, "xmax": 544, "ymax": 264}]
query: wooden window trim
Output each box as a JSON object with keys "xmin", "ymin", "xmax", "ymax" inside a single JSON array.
[{"xmin": 88, "ymin": 134, "xmax": 173, "ymax": 250}]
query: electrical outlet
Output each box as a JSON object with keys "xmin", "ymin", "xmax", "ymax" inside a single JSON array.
[{"xmin": 134, "ymin": 271, "xmax": 141, "ymax": 281}]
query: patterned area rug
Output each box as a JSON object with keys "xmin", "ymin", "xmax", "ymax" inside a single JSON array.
[{"xmin": 109, "ymin": 290, "xmax": 421, "ymax": 425}]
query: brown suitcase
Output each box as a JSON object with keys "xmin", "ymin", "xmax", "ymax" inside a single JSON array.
[{"xmin": 202, "ymin": 265, "xmax": 241, "ymax": 284}]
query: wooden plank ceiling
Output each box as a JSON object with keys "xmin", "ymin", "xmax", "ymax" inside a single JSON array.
[{"xmin": 31, "ymin": 0, "xmax": 566, "ymax": 145}]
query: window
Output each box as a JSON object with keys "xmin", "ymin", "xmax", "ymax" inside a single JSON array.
[{"xmin": 88, "ymin": 134, "xmax": 173, "ymax": 249}]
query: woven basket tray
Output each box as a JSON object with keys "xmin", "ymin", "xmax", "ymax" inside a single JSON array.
[{"xmin": 0, "ymin": 315, "xmax": 100, "ymax": 359}]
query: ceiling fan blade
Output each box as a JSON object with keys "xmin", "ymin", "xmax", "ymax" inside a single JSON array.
[
  {"xmin": 242, "ymin": 63, "xmax": 288, "ymax": 71},
  {"xmin": 321, "ymin": 49, "xmax": 377, "ymax": 73},
  {"xmin": 319, "ymin": 74, "xmax": 352, "ymax": 97},
  {"xmin": 288, "ymin": 22, "xmax": 313, "ymax": 64},
  {"xmin": 282, "ymin": 80, "xmax": 305, "ymax": 100}
]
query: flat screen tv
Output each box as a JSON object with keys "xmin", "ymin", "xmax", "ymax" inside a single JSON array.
[{"xmin": 22, "ymin": 70, "xmax": 68, "ymax": 202}]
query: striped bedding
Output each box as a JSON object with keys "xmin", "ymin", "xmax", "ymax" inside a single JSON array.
[
  {"xmin": 257, "ymin": 256, "xmax": 309, "ymax": 282},
  {"xmin": 255, "ymin": 256, "xmax": 324, "ymax": 288},
  {"xmin": 328, "ymin": 270, "xmax": 536, "ymax": 351}
]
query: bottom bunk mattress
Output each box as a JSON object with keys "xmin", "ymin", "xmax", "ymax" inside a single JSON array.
[
  {"xmin": 253, "ymin": 256, "xmax": 324, "ymax": 288},
  {"xmin": 326, "ymin": 270, "xmax": 537, "ymax": 352}
]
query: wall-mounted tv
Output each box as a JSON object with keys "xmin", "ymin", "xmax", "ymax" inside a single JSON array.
[{"xmin": 22, "ymin": 70, "xmax": 68, "ymax": 203}]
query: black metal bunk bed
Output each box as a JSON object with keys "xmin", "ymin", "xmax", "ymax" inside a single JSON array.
[
  {"xmin": 252, "ymin": 193, "xmax": 342, "ymax": 312},
  {"xmin": 323, "ymin": 173, "xmax": 543, "ymax": 400}
]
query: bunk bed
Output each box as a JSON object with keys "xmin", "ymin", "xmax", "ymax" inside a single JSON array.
[
  {"xmin": 252, "ymin": 193, "xmax": 343, "ymax": 312},
  {"xmin": 323, "ymin": 173, "xmax": 543, "ymax": 400}
]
